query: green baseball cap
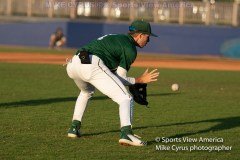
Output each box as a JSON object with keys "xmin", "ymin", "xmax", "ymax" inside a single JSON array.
[{"xmin": 129, "ymin": 20, "xmax": 158, "ymax": 37}]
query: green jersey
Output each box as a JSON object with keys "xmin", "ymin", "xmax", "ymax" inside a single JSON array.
[{"xmin": 77, "ymin": 34, "xmax": 137, "ymax": 71}]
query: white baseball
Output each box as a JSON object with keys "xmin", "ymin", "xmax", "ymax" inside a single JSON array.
[{"xmin": 171, "ymin": 83, "xmax": 179, "ymax": 91}]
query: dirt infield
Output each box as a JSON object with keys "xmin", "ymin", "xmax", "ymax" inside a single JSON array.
[{"xmin": 1, "ymin": 52, "xmax": 240, "ymax": 71}]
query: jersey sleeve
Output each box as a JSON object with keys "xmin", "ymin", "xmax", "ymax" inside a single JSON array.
[{"xmin": 119, "ymin": 47, "xmax": 137, "ymax": 71}]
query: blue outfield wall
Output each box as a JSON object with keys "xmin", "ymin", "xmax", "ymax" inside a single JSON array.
[
  {"xmin": 0, "ymin": 21, "xmax": 239, "ymax": 56},
  {"xmin": 0, "ymin": 22, "xmax": 67, "ymax": 47}
]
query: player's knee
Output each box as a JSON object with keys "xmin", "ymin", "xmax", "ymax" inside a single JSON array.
[
  {"xmin": 80, "ymin": 90, "xmax": 94, "ymax": 99},
  {"xmin": 113, "ymin": 94, "xmax": 132, "ymax": 105}
]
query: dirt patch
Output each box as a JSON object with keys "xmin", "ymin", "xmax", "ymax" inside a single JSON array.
[{"xmin": 1, "ymin": 52, "xmax": 240, "ymax": 71}]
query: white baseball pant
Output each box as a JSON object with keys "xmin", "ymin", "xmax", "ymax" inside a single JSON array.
[{"xmin": 66, "ymin": 55, "xmax": 134, "ymax": 127}]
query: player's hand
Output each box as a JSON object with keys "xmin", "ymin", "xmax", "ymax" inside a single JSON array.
[{"xmin": 135, "ymin": 68, "xmax": 159, "ymax": 84}]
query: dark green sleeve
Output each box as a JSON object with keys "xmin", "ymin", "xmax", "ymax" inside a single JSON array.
[{"xmin": 119, "ymin": 48, "xmax": 136, "ymax": 71}]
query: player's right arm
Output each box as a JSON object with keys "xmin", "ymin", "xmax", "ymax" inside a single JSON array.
[
  {"xmin": 115, "ymin": 67, "xmax": 159, "ymax": 85},
  {"xmin": 115, "ymin": 66, "xmax": 135, "ymax": 86},
  {"xmin": 135, "ymin": 68, "xmax": 159, "ymax": 83}
]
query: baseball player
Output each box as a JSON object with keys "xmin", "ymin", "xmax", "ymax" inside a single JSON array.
[
  {"xmin": 66, "ymin": 20, "xmax": 159, "ymax": 146},
  {"xmin": 49, "ymin": 27, "xmax": 66, "ymax": 48}
]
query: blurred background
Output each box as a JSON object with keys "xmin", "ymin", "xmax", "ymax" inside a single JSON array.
[{"xmin": 0, "ymin": 0, "xmax": 239, "ymax": 58}]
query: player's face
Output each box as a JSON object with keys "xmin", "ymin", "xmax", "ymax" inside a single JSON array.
[
  {"xmin": 56, "ymin": 30, "xmax": 63, "ymax": 37},
  {"xmin": 138, "ymin": 34, "xmax": 150, "ymax": 48}
]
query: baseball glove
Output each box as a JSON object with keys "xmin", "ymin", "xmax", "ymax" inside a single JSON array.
[{"xmin": 129, "ymin": 83, "xmax": 148, "ymax": 106}]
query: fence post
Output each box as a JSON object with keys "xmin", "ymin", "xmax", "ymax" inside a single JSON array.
[
  {"xmin": 179, "ymin": 1, "xmax": 184, "ymax": 24},
  {"xmin": 27, "ymin": 0, "xmax": 32, "ymax": 17},
  {"xmin": 205, "ymin": 2, "xmax": 210, "ymax": 25},
  {"xmin": 232, "ymin": 1, "xmax": 239, "ymax": 26},
  {"xmin": 48, "ymin": 0, "xmax": 54, "ymax": 18},
  {"xmin": 70, "ymin": 0, "xmax": 77, "ymax": 19},
  {"xmin": 129, "ymin": 0, "xmax": 135, "ymax": 21},
  {"xmin": 153, "ymin": 0, "xmax": 158, "ymax": 23},
  {"xmin": 107, "ymin": 0, "xmax": 113, "ymax": 22},
  {"xmin": 6, "ymin": 0, "xmax": 12, "ymax": 16}
]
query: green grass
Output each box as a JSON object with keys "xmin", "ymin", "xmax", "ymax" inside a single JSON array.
[
  {"xmin": 0, "ymin": 45, "xmax": 229, "ymax": 61},
  {"xmin": 0, "ymin": 45, "xmax": 75, "ymax": 54},
  {"xmin": 0, "ymin": 62, "xmax": 240, "ymax": 160}
]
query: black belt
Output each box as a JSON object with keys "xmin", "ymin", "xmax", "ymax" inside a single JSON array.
[{"xmin": 77, "ymin": 51, "xmax": 92, "ymax": 64}]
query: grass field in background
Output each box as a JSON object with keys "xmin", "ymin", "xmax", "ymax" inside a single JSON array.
[
  {"xmin": 0, "ymin": 45, "xmax": 229, "ymax": 61},
  {"xmin": 0, "ymin": 62, "xmax": 239, "ymax": 160},
  {"xmin": 0, "ymin": 45, "xmax": 75, "ymax": 54}
]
